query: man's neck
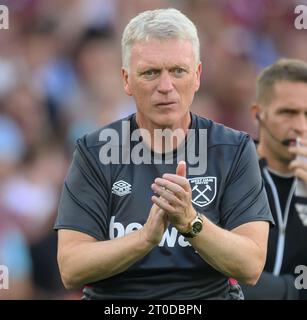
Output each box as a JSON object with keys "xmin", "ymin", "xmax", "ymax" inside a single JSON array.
[
  {"xmin": 135, "ymin": 112, "xmax": 191, "ymax": 154},
  {"xmin": 257, "ymin": 143, "xmax": 292, "ymax": 174}
]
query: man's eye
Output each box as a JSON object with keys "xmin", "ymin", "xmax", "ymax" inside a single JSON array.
[
  {"xmin": 143, "ymin": 70, "xmax": 159, "ymax": 77},
  {"xmin": 281, "ymin": 110, "xmax": 296, "ymax": 116},
  {"xmin": 172, "ymin": 68, "xmax": 186, "ymax": 77}
]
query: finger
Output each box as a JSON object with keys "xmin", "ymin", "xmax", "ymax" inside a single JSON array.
[
  {"xmin": 154, "ymin": 178, "xmax": 185, "ymax": 194},
  {"xmin": 176, "ymin": 160, "xmax": 186, "ymax": 178},
  {"xmin": 289, "ymin": 159, "xmax": 307, "ymax": 171},
  {"xmin": 150, "ymin": 205, "xmax": 165, "ymax": 220},
  {"xmin": 162, "ymin": 174, "xmax": 191, "ymax": 192},
  {"xmin": 299, "ymin": 138, "xmax": 307, "ymax": 147},
  {"xmin": 151, "ymin": 183, "xmax": 184, "ymax": 206},
  {"xmin": 294, "ymin": 168, "xmax": 307, "ymax": 183},
  {"xmin": 151, "ymin": 195, "xmax": 175, "ymax": 213},
  {"xmin": 288, "ymin": 145, "xmax": 307, "ymax": 157}
]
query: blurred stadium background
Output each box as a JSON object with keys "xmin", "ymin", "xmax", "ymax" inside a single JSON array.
[{"xmin": 0, "ymin": 0, "xmax": 306, "ymax": 299}]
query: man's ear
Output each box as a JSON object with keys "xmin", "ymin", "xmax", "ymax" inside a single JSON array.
[
  {"xmin": 194, "ymin": 62, "xmax": 202, "ymax": 92},
  {"xmin": 121, "ymin": 68, "xmax": 132, "ymax": 96},
  {"xmin": 251, "ymin": 103, "xmax": 262, "ymax": 124}
]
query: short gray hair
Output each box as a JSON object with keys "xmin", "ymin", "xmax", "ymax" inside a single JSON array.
[{"xmin": 121, "ymin": 8, "xmax": 200, "ymax": 70}]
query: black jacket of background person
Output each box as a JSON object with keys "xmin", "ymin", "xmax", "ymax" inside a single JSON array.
[
  {"xmin": 55, "ymin": 113, "xmax": 273, "ymax": 300},
  {"xmin": 242, "ymin": 157, "xmax": 307, "ymax": 300}
]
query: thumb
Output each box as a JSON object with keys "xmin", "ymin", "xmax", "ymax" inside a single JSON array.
[{"xmin": 176, "ymin": 160, "xmax": 186, "ymax": 178}]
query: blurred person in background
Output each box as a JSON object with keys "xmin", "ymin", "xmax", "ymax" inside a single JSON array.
[
  {"xmin": 183, "ymin": 0, "xmax": 294, "ymax": 138},
  {"xmin": 0, "ymin": 138, "xmax": 70, "ymax": 298},
  {"xmin": 204, "ymin": 42, "xmax": 259, "ymax": 137},
  {"xmin": 63, "ymin": 25, "xmax": 135, "ymax": 149},
  {"xmin": 242, "ymin": 59, "xmax": 307, "ymax": 299},
  {"xmin": 0, "ymin": 83, "xmax": 70, "ymax": 298},
  {"xmin": 0, "ymin": 210, "xmax": 33, "ymax": 300},
  {"xmin": 0, "ymin": 115, "xmax": 25, "ymax": 182},
  {"xmin": 1, "ymin": 84, "xmax": 52, "ymax": 149},
  {"xmin": 0, "ymin": 107, "xmax": 33, "ymax": 300}
]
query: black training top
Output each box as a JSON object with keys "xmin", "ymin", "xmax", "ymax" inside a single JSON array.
[
  {"xmin": 54, "ymin": 113, "xmax": 273, "ymax": 299},
  {"xmin": 262, "ymin": 166, "xmax": 307, "ymax": 299}
]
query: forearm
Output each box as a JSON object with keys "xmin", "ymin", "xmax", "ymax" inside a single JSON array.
[
  {"xmin": 189, "ymin": 217, "xmax": 265, "ymax": 285},
  {"xmin": 59, "ymin": 229, "xmax": 154, "ymax": 289}
]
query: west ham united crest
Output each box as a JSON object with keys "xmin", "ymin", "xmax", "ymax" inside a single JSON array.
[{"xmin": 189, "ymin": 177, "xmax": 217, "ymax": 208}]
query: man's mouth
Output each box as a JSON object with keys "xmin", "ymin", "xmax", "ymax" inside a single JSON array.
[
  {"xmin": 288, "ymin": 139, "xmax": 297, "ymax": 146},
  {"xmin": 283, "ymin": 138, "xmax": 297, "ymax": 146},
  {"xmin": 155, "ymin": 101, "xmax": 177, "ymax": 106}
]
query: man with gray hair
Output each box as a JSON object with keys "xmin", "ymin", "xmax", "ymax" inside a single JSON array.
[{"xmin": 55, "ymin": 8, "xmax": 273, "ymax": 299}]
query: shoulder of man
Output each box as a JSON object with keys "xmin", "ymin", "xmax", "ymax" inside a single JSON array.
[
  {"xmin": 194, "ymin": 113, "xmax": 250, "ymax": 148},
  {"xmin": 80, "ymin": 113, "xmax": 135, "ymax": 150}
]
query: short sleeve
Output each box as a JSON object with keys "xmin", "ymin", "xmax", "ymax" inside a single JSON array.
[
  {"xmin": 54, "ymin": 138, "xmax": 110, "ymax": 240},
  {"xmin": 220, "ymin": 136, "xmax": 274, "ymax": 230}
]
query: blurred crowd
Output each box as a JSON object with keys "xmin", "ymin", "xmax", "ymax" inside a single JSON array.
[{"xmin": 0, "ymin": 0, "xmax": 307, "ymax": 299}]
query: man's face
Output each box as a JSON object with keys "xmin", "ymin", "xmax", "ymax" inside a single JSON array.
[
  {"xmin": 122, "ymin": 38, "xmax": 201, "ymax": 128},
  {"xmin": 260, "ymin": 81, "xmax": 307, "ymax": 163}
]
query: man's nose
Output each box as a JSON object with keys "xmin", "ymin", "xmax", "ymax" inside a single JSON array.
[
  {"xmin": 157, "ymin": 71, "xmax": 174, "ymax": 94},
  {"xmin": 294, "ymin": 113, "xmax": 307, "ymax": 135}
]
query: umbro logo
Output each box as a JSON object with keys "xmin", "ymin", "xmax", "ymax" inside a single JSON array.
[{"xmin": 112, "ymin": 180, "xmax": 131, "ymax": 196}]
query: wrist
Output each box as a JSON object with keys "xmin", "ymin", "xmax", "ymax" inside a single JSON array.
[
  {"xmin": 138, "ymin": 227, "xmax": 159, "ymax": 249},
  {"xmin": 181, "ymin": 212, "xmax": 204, "ymax": 238}
]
